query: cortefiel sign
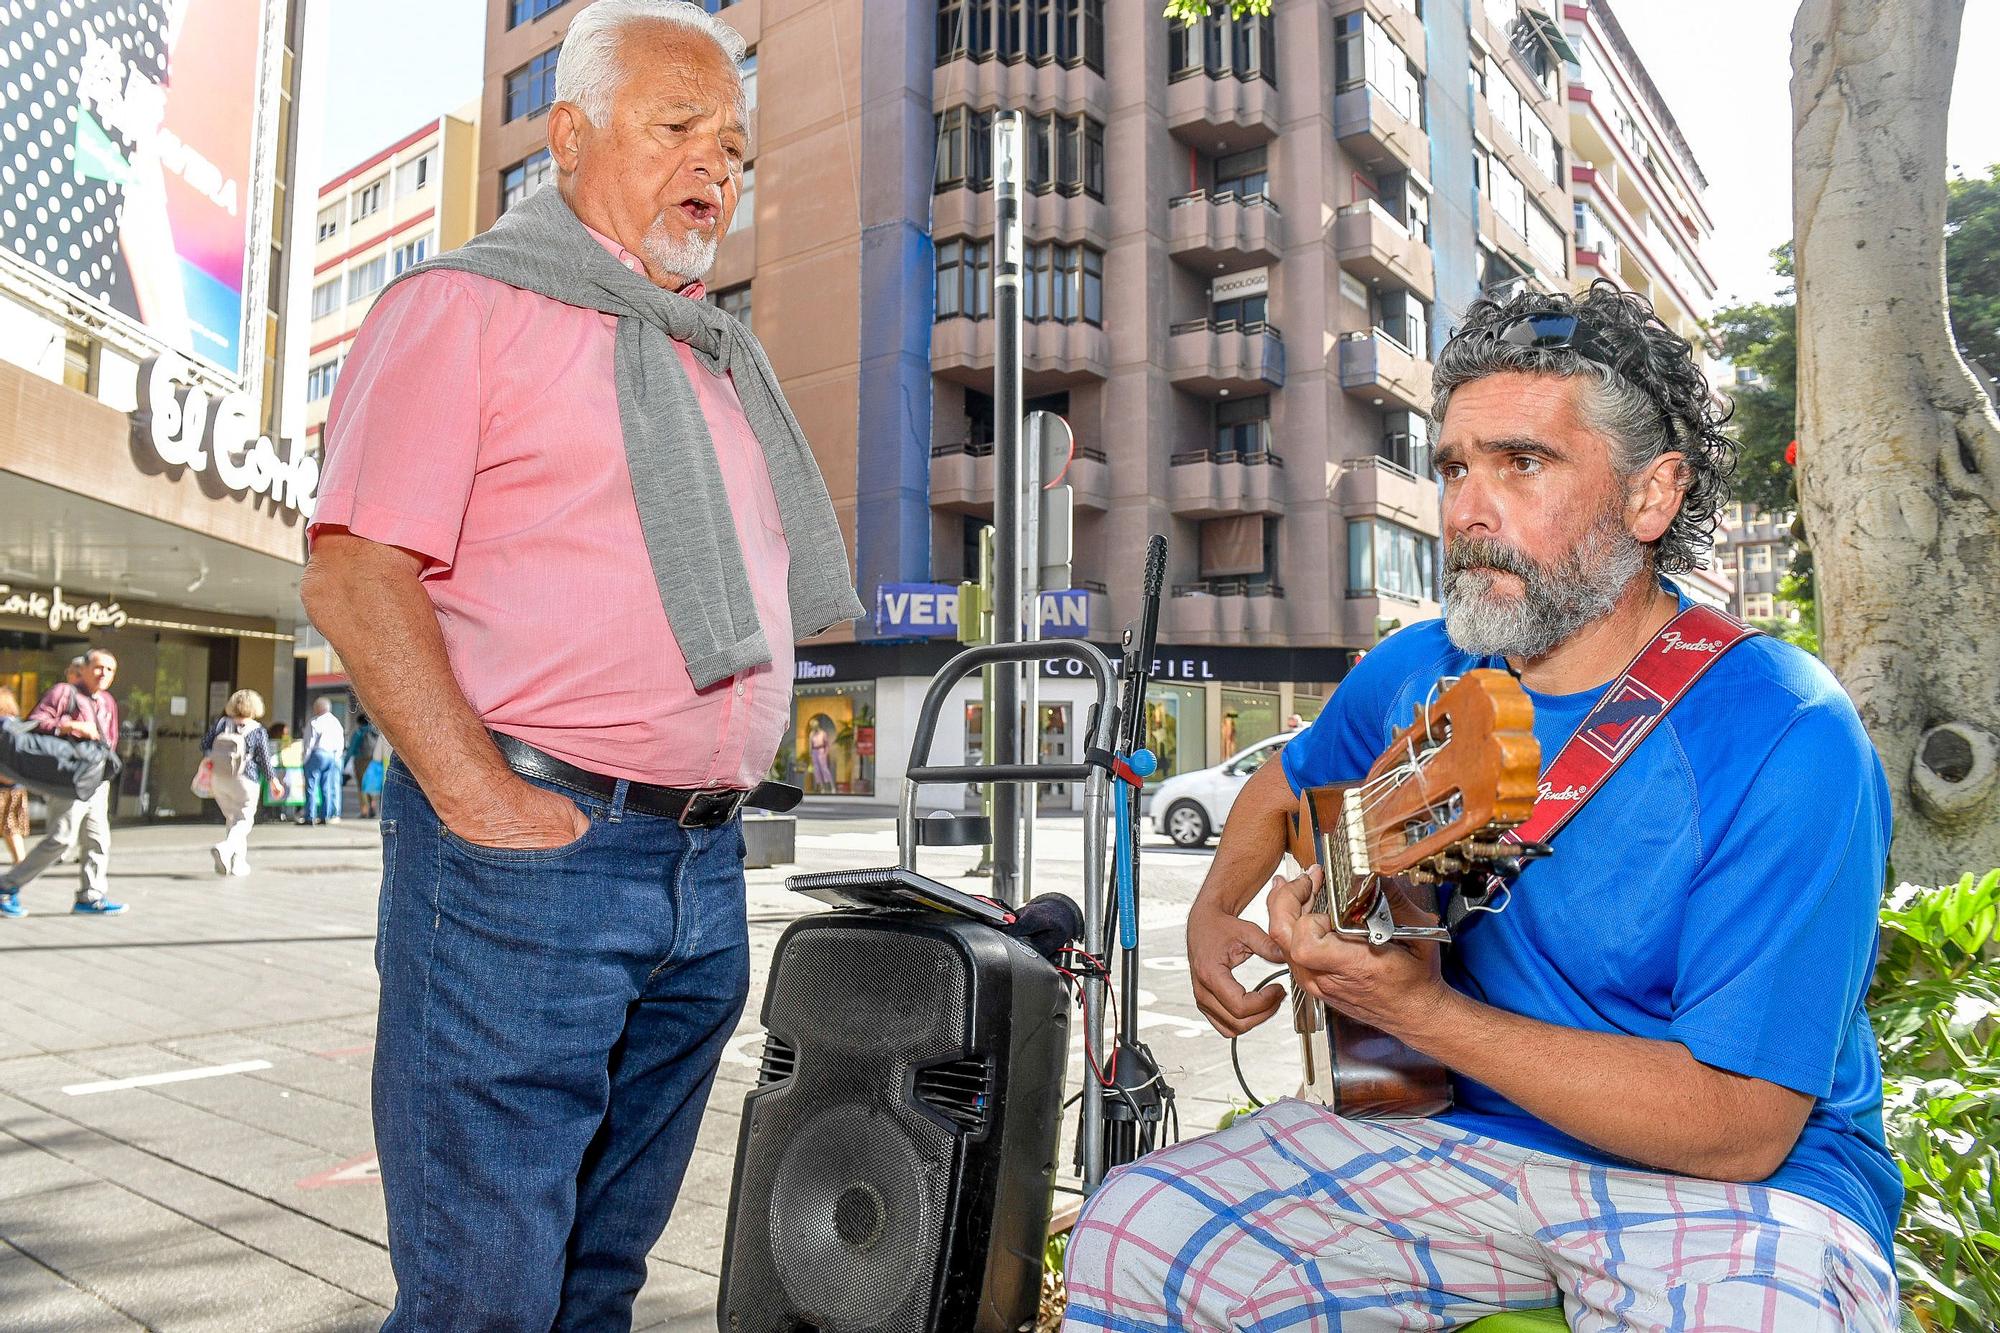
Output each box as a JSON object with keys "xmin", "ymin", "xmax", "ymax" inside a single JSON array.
[
  {"xmin": 135, "ymin": 354, "xmax": 319, "ymax": 517},
  {"xmin": 876, "ymin": 584, "xmax": 1088, "ymax": 639}
]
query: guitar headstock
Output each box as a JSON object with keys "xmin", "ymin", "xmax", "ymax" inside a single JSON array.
[{"xmin": 1358, "ymin": 669, "xmax": 1539, "ymax": 881}]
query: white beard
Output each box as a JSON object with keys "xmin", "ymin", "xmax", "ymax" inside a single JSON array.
[
  {"xmin": 1442, "ymin": 514, "xmax": 1647, "ymax": 661},
  {"xmin": 639, "ymin": 216, "xmax": 719, "ymax": 282}
]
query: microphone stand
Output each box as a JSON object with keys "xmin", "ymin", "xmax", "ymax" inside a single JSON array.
[{"xmin": 1100, "ymin": 535, "xmax": 1170, "ymax": 1173}]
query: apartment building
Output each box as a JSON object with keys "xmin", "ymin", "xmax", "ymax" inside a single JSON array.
[
  {"xmin": 1560, "ymin": 0, "xmax": 1718, "ymax": 368},
  {"xmin": 1714, "ymin": 503, "xmax": 1796, "ymax": 623},
  {"xmin": 474, "ymin": 0, "xmax": 1573, "ymax": 801},
  {"xmin": 305, "ymin": 114, "xmax": 480, "ymax": 438}
]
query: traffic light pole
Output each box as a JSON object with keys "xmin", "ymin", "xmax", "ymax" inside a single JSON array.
[{"xmin": 990, "ymin": 111, "xmax": 1025, "ymax": 906}]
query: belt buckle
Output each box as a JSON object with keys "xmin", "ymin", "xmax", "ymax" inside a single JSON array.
[{"xmin": 680, "ymin": 785, "xmax": 745, "ymax": 828}]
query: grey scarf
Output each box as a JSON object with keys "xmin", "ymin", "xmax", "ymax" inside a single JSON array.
[{"xmin": 384, "ymin": 185, "xmax": 861, "ymax": 689}]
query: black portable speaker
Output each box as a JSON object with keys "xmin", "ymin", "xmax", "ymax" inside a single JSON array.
[{"xmin": 718, "ymin": 911, "xmax": 1070, "ymax": 1333}]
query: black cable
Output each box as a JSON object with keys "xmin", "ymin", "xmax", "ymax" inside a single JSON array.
[{"xmin": 1227, "ymin": 968, "xmax": 1291, "ymax": 1110}]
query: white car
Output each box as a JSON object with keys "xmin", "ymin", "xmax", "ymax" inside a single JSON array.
[{"xmin": 1151, "ymin": 731, "xmax": 1296, "ymax": 848}]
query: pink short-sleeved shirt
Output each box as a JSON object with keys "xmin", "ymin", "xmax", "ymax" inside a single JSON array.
[{"xmin": 310, "ymin": 234, "xmax": 793, "ymax": 789}]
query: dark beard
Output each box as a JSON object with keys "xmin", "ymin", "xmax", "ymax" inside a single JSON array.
[{"xmin": 1441, "ymin": 515, "xmax": 1647, "ymax": 660}]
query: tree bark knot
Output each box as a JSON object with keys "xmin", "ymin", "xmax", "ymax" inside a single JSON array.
[{"xmin": 1912, "ymin": 722, "xmax": 1999, "ymax": 821}]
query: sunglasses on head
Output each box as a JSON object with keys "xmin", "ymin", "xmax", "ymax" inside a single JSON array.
[{"xmin": 1485, "ymin": 311, "xmax": 1681, "ymax": 444}]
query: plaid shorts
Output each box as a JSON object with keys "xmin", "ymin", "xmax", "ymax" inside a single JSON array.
[{"xmin": 1063, "ymin": 1099, "xmax": 1896, "ymax": 1332}]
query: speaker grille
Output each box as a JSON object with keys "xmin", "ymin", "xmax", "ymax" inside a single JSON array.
[
  {"xmin": 770, "ymin": 1103, "xmax": 937, "ymax": 1327},
  {"xmin": 739, "ymin": 923, "xmax": 972, "ymax": 1332}
]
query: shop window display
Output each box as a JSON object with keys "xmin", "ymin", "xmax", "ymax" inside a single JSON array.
[{"xmin": 788, "ymin": 683, "xmax": 876, "ymax": 797}]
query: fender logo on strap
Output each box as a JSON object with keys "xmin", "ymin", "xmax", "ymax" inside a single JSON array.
[{"xmin": 1506, "ymin": 604, "xmax": 1758, "ymax": 850}]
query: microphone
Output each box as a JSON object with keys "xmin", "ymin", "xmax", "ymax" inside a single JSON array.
[{"xmin": 999, "ymin": 892, "xmax": 1084, "ymax": 964}]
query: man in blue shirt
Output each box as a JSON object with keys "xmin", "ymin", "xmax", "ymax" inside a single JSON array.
[{"xmin": 1062, "ymin": 283, "xmax": 1901, "ymax": 1331}]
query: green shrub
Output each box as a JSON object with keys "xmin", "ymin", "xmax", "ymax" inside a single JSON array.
[{"xmin": 1871, "ymin": 869, "xmax": 2000, "ymax": 1329}]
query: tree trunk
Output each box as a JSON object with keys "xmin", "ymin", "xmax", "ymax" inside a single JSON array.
[{"xmin": 1792, "ymin": 0, "xmax": 2000, "ymax": 885}]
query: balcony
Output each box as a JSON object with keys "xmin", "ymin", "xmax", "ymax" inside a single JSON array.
[
  {"xmin": 1167, "ymin": 449, "xmax": 1286, "ymax": 520},
  {"xmin": 1165, "ymin": 582, "xmax": 1288, "ymax": 641},
  {"xmin": 1333, "ymin": 199, "xmax": 1434, "ymax": 301},
  {"xmin": 931, "ymin": 58, "xmax": 1106, "ymax": 123},
  {"xmin": 931, "ymin": 185, "xmax": 1109, "ymax": 251},
  {"xmin": 1167, "ymin": 319, "xmax": 1286, "ymax": 397},
  {"xmin": 1167, "ymin": 189, "xmax": 1282, "ymax": 274},
  {"xmin": 1338, "ymin": 326, "xmax": 1433, "ymax": 415},
  {"xmin": 929, "ymin": 440, "xmax": 1109, "ymax": 515},
  {"xmin": 1334, "ymin": 453, "xmax": 1437, "ymax": 530},
  {"xmin": 1333, "ymin": 86, "xmax": 1430, "ymax": 177},
  {"xmin": 1329, "ymin": 0, "xmax": 1426, "ymax": 76},
  {"xmin": 1166, "ymin": 72, "xmax": 1278, "ymax": 155},
  {"xmin": 931, "ymin": 317, "xmax": 1111, "ymax": 389}
]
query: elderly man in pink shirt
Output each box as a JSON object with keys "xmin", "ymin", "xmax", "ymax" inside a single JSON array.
[{"xmin": 301, "ymin": 2, "xmax": 859, "ymax": 1326}]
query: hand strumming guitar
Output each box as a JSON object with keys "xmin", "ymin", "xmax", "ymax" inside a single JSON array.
[{"xmin": 1266, "ymin": 865, "xmax": 1455, "ymax": 1044}]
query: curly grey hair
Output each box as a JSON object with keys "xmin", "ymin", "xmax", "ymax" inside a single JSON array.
[{"xmin": 1430, "ymin": 280, "xmax": 1737, "ymax": 575}]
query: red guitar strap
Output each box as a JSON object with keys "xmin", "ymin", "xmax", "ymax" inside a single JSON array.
[{"xmin": 1505, "ymin": 603, "xmax": 1759, "ymax": 850}]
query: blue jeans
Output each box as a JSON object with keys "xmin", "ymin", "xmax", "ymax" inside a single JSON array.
[
  {"xmin": 373, "ymin": 760, "xmax": 750, "ymax": 1331},
  {"xmin": 303, "ymin": 750, "xmax": 341, "ymax": 822}
]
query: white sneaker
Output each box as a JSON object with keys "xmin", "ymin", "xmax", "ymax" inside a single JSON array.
[
  {"xmin": 327, "ymin": 816, "xmax": 343, "ymax": 824},
  {"xmin": 210, "ymin": 845, "xmax": 230, "ymax": 876},
  {"xmin": 229, "ymin": 859, "xmax": 252, "ymax": 877}
]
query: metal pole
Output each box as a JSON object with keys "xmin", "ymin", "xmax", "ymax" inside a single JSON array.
[
  {"xmin": 1021, "ymin": 413, "xmax": 1042, "ymax": 902},
  {"xmin": 991, "ymin": 110, "xmax": 1025, "ymax": 906}
]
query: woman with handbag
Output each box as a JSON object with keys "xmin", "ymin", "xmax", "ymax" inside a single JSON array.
[{"xmin": 200, "ymin": 690, "xmax": 279, "ymax": 877}]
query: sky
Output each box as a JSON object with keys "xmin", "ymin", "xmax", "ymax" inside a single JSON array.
[{"xmin": 311, "ymin": 0, "xmax": 2000, "ymax": 309}]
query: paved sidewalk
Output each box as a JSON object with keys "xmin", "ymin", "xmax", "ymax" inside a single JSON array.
[{"xmin": 0, "ymin": 811, "xmax": 1300, "ymax": 1331}]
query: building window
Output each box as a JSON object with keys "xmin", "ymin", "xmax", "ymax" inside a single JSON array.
[
  {"xmin": 315, "ymin": 204, "xmax": 340, "ymax": 242},
  {"xmin": 310, "ymin": 277, "xmax": 341, "ymax": 319},
  {"xmin": 396, "ymin": 151, "xmax": 434, "ymax": 196},
  {"xmin": 1169, "ymin": 10, "xmax": 1274, "ymax": 84},
  {"xmin": 934, "ymin": 238, "xmax": 992, "ymax": 320},
  {"xmin": 737, "ymin": 162, "xmax": 754, "ymax": 224},
  {"xmin": 1214, "ymin": 395, "xmax": 1271, "ymax": 459},
  {"xmin": 306, "ymin": 358, "xmax": 343, "ymax": 402},
  {"xmin": 741, "ymin": 52, "xmax": 757, "ymax": 118},
  {"xmin": 506, "ymin": 47, "xmax": 560, "ymax": 122},
  {"xmin": 1011, "ymin": 241, "xmax": 1104, "ymax": 324},
  {"xmin": 933, "ymin": 106, "xmax": 994, "ymax": 191},
  {"xmin": 1380, "ymin": 410, "xmax": 1430, "ymax": 477},
  {"xmin": 1525, "ymin": 201, "xmax": 1567, "ymax": 278},
  {"xmin": 712, "ymin": 283, "xmax": 752, "ymax": 332},
  {"xmin": 939, "ymin": 0, "xmax": 1102, "ymax": 72},
  {"xmin": 701, "ymin": 0, "xmax": 741, "ymax": 11},
  {"xmin": 1213, "ymin": 146, "xmax": 1267, "ymax": 198},
  {"xmin": 501, "ymin": 149, "xmax": 553, "ymax": 214},
  {"xmin": 351, "ymin": 177, "xmax": 386, "ymax": 223},
  {"xmin": 508, "ymin": 0, "xmax": 571, "ymax": 27},
  {"xmin": 1744, "ymin": 593, "xmax": 1776, "ymax": 619},
  {"xmin": 1212, "ymin": 290, "xmax": 1267, "ymax": 329},
  {"xmin": 347, "ymin": 255, "xmax": 388, "ymax": 303},
  {"xmin": 1335, "ymin": 13, "xmax": 1423, "ymax": 125},
  {"xmin": 1749, "ymin": 545, "xmax": 1772, "ymax": 572},
  {"xmin": 393, "ymin": 234, "xmax": 432, "ymax": 275},
  {"xmin": 942, "ymin": 108, "xmax": 1101, "ymax": 198},
  {"xmin": 1347, "ymin": 518, "xmax": 1437, "ymax": 602}
]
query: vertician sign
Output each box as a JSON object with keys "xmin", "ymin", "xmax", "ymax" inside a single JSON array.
[{"xmin": 135, "ymin": 354, "xmax": 320, "ymax": 518}]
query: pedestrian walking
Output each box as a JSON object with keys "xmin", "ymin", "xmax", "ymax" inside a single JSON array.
[
  {"xmin": 301, "ymin": 698, "xmax": 344, "ymax": 825},
  {"xmin": 202, "ymin": 690, "xmax": 278, "ymax": 876},
  {"xmin": 359, "ymin": 725, "xmax": 391, "ymax": 819},
  {"xmin": 0, "ymin": 648, "xmax": 126, "ymax": 917},
  {"xmin": 301, "ymin": 2, "xmax": 860, "ymax": 1321},
  {"xmin": 266, "ymin": 723, "xmax": 301, "ymax": 822},
  {"xmin": 346, "ymin": 712, "xmax": 380, "ymax": 818},
  {"xmin": 0, "ymin": 687, "xmax": 29, "ymax": 864}
]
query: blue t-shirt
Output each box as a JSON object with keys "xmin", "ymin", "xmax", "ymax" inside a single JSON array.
[{"xmin": 1279, "ymin": 584, "xmax": 1903, "ymax": 1261}]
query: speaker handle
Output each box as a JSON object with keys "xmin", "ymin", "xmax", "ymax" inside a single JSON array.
[{"xmin": 899, "ymin": 640, "xmax": 1119, "ymax": 788}]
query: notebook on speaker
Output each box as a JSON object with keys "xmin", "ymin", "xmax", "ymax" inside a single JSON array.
[{"xmin": 785, "ymin": 867, "xmax": 1015, "ymax": 927}]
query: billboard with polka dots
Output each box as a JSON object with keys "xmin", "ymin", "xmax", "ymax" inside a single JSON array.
[{"xmin": 1, "ymin": 0, "xmax": 266, "ymax": 378}]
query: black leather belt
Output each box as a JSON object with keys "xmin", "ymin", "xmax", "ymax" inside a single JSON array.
[{"xmin": 489, "ymin": 732, "xmax": 802, "ymax": 827}]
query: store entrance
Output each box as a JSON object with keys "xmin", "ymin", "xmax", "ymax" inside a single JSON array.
[{"xmin": 0, "ymin": 627, "xmax": 232, "ymax": 822}]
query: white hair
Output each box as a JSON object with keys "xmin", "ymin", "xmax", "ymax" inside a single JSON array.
[{"xmin": 554, "ymin": 0, "xmax": 747, "ymax": 127}]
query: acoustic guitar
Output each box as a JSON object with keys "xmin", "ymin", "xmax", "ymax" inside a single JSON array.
[{"xmin": 1283, "ymin": 669, "xmax": 1544, "ymax": 1118}]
